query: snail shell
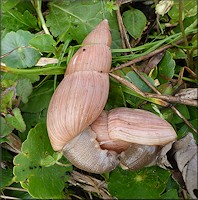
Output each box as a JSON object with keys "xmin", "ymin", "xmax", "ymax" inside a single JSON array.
[{"xmin": 47, "ymin": 20, "xmax": 112, "ymax": 151}]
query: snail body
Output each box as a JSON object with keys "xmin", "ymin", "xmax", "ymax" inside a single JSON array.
[
  {"xmin": 63, "ymin": 128, "xmax": 119, "ymax": 174},
  {"xmin": 47, "ymin": 20, "xmax": 177, "ymax": 174}
]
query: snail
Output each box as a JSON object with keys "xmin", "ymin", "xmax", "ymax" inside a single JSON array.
[
  {"xmin": 63, "ymin": 108, "xmax": 176, "ymax": 173},
  {"xmin": 47, "ymin": 20, "xmax": 177, "ymax": 174}
]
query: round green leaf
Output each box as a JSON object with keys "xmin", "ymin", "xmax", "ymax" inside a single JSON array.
[
  {"xmin": 13, "ymin": 123, "xmax": 72, "ymax": 199},
  {"xmin": 1, "ymin": 30, "xmax": 40, "ymax": 68},
  {"xmin": 46, "ymin": 0, "xmax": 121, "ymax": 48},
  {"xmin": 123, "ymin": 8, "xmax": 147, "ymax": 39},
  {"xmin": 29, "ymin": 34, "xmax": 56, "ymax": 53},
  {"xmin": 108, "ymin": 166, "xmax": 170, "ymax": 199}
]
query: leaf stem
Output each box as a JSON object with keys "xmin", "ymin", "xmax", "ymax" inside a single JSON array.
[
  {"xmin": 32, "ymin": 0, "xmax": 50, "ymax": 35},
  {"xmin": 178, "ymin": 0, "xmax": 192, "ymax": 68},
  {"xmin": 56, "ymin": 161, "xmax": 72, "ymax": 167},
  {"xmin": 1, "ymin": 65, "xmax": 65, "ymax": 75},
  {"xmin": 173, "ymin": 74, "xmax": 197, "ymax": 83}
]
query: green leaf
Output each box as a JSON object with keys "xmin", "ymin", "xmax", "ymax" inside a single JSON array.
[
  {"xmin": 21, "ymin": 80, "xmax": 54, "ymax": 113},
  {"xmin": 29, "ymin": 34, "xmax": 56, "ymax": 53},
  {"xmin": 19, "ymin": 110, "xmax": 47, "ymax": 142},
  {"xmin": 2, "ymin": 10, "xmax": 38, "ymax": 31},
  {"xmin": 1, "ymin": 30, "xmax": 41, "ymax": 68},
  {"xmin": 123, "ymin": 8, "xmax": 147, "ymax": 39},
  {"xmin": 40, "ymin": 155, "xmax": 56, "ymax": 167},
  {"xmin": 0, "ymin": 167, "xmax": 14, "ymax": 189},
  {"xmin": 16, "ymin": 79, "xmax": 33, "ymax": 103},
  {"xmin": 5, "ymin": 108, "xmax": 26, "ymax": 132},
  {"xmin": 126, "ymin": 71, "xmax": 155, "ymax": 92},
  {"xmin": 0, "ymin": 116, "xmax": 14, "ymax": 137},
  {"xmin": 1, "ymin": 89, "xmax": 15, "ymax": 113},
  {"xmin": 2, "ymin": 71, "xmax": 40, "ymax": 84},
  {"xmin": 108, "ymin": 166, "xmax": 170, "ymax": 199},
  {"xmin": 13, "ymin": 123, "xmax": 72, "ymax": 199},
  {"xmin": 2, "ymin": 0, "xmax": 22, "ymax": 11},
  {"xmin": 161, "ymin": 189, "xmax": 179, "ymax": 199},
  {"xmin": 105, "ymin": 81, "xmax": 126, "ymax": 110},
  {"xmin": 46, "ymin": 0, "xmax": 121, "ymax": 48},
  {"xmin": 157, "ymin": 51, "xmax": 175, "ymax": 84},
  {"xmin": 162, "ymin": 104, "xmax": 190, "ymax": 125},
  {"xmin": 177, "ymin": 119, "xmax": 198, "ymax": 140},
  {"xmin": 168, "ymin": 0, "xmax": 197, "ymax": 23},
  {"xmin": 123, "ymin": 71, "xmax": 155, "ymax": 106}
]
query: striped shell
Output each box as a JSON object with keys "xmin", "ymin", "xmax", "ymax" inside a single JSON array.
[{"xmin": 47, "ymin": 20, "xmax": 112, "ymax": 151}]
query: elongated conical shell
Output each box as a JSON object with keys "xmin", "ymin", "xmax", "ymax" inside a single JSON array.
[
  {"xmin": 47, "ymin": 20, "xmax": 112, "ymax": 151},
  {"xmin": 107, "ymin": 108, "xmax": 177, "ymax": 146},
  {"xmin": 47, "ymin": 71, "xmax": 109, "ymax": 151}
]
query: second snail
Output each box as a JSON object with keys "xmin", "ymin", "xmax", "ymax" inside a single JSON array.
[{"xmin": 47, "ymin": 20, "xmax": 177, "ymax": 174}]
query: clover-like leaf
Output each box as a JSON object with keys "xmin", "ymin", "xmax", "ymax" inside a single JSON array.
[
  {"xmin": 108, "ymin": 166, "xmax": 170, "ymax": 199},
  {"xmin": 2, "ymin": 10, "xmax": 38, "ymax": 31},
  {"xmin": 13, "ymin": 123, "xmax": 72, "ymax": 199},
  {"xmin": 5, "ymin": 108, "xmax": 26, "ymax": 132},
  {"xmin": 29, "ymin": 34, "xmax": 56, "ymax": 53},
  {"xmin": 123, "ymin": 8, "xmax": 147, "ymax": 39},
  {"xmin": 46, "ymin": 0, "xmax": 121, "ymax": 48},
  {"xmin": 1, "ymin": 30, "xmax": 40, "ymax": 68}
]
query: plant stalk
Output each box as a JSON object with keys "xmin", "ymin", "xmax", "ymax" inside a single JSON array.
[{"xmin": 32, "ymin": 0, "xmax": 50, "ymax": 35}]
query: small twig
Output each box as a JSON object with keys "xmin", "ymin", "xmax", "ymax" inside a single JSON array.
[
  {"xmin": 171, "ymin": 106, "xmax": 197, "ymax": 134},
  {"xmin": 116, "ymin": 2, "xmax": 126, "ymax": 49},
  {"xmin": 110, "ymin": 73, "xmax": 146, "ymax": 97},
  {"xmin": 130, "ymin": 65, "xmax": 161, "ymax": 94},
  {"xmin": 110, "ymin": 73, "xmax": 169, "ymax": 107},
  {"xmin": 145, "ymin": 93, "xmax": 198, "ymax": 107},
  {"xmin": 4, "ymin": 187, "xmax": 27, "ymax": 192},
  {"xmin": 0, "ymin": 46, "xmax": 30, "ymax": 59},
  {"xmin": 183, "ymin": 66, "xmax": 198, "ymax": 79},
  {"xmin": 115, "ymin": 1, "xmax": 131, "ymax": 49},
  {"xmin": 179, "ymin": 0, "xmax": 191, "ymax": 67},
  {"xmin": 0, "ymin": 195, "xmax": 20, "ymax": 200},
  {"xmin": 110, "ymin": 37, "xmax": 191, "ymax": 72}
]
